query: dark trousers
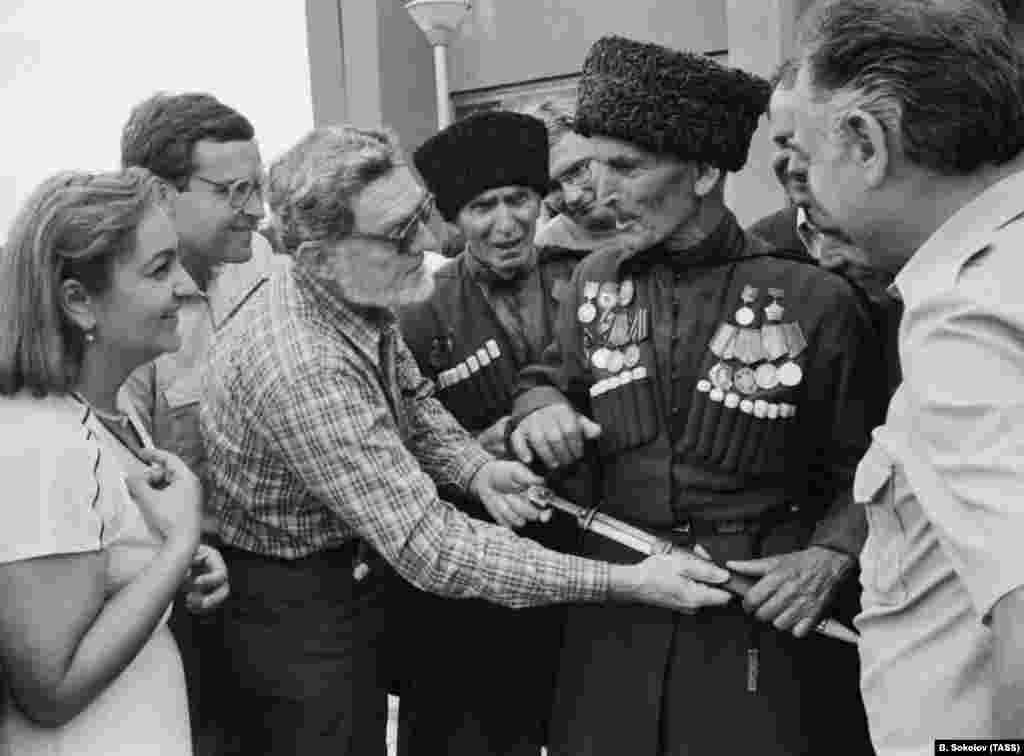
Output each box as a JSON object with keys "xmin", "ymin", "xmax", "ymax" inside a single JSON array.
[
  {"xmin": 168, "ymin": 594, "xmax": 228, "ymax": 756},
  {"xmin": 218, "ymin": 543, "xmax": 398, "ymax": 756}
]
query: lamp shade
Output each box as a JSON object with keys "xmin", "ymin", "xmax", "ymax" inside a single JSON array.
[{"xmin": 404, "ymin": 0, "xmax": 472, "ymax": 46}]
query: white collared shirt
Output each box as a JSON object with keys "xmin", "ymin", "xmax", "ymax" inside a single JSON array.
[{"xmin": 853, "ymin": 165, "xmax": 1024, "ymax": 752}]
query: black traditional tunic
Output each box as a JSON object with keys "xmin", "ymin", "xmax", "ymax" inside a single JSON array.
[
  {"xmin": 515, "ymin": 212, "xmax": 886, "ymax": 756},
  {"xmin": 395, "ymin": 245, "xmax": 590, "ymax": 756}
]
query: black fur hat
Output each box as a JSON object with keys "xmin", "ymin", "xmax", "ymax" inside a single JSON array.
[
  {"xmin": 414, "ymin": 111, "xmax": 550, "ymax": 222},
  {"xmin": 576, "ymin": 35, "xmax": 771, "ymax": 172}
]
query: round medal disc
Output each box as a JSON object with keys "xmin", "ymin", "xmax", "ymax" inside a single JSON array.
[
  {"xmin": 778, "ymin": 361, "xmax": 803, "ymax": 387},
  {"xmin": 708, "ymin": 362, "xmax": 733, "ymax": 391},
  {"xmin": 755, "ymin": 363, "xmax": 779, "ymax": 390},
  {"xmin": 606, "ymin": 349, "xmax": 625, "ymax": 374},
  {"xmin": 623, "ymin": 344, "xmax": 640, "ymax": 368},
  {"xmin": 591, "ymin": 347, "xmax": 611, "ymax": 370},
  {"xmin": 735, "ymin": 306, "xmax": 755, "ymax": 326},
  {"xmin": 577, "ymin": 302, "xmax": 596, "ymax": 324},
  {"xmin": 734, "ymin": 367, "xmax": 758, "ymax": 395},
  {"xmin": 597, "ymin": 283, "xmax": 618, "ymax": 311}
]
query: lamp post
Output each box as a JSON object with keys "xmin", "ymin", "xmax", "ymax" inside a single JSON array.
[{"xmin": 404, "ymin": 0, "xmax": 472, "ymax": 129}]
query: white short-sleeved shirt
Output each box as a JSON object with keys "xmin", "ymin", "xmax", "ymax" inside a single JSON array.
[
  {"xmin": 1, "ymin": 392, "xmax": 118, "ymax": 564},
  {"xmin": 0, "ymin": 390, "xmax": 190, "ymax": 754},
  {"xmin": 855, "ymin": 164, "xmax": 1024, "ymax": 754}
]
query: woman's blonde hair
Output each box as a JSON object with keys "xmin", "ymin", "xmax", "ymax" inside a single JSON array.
[{"xmin": 0, "ymin": 167, "xmax": 169, "ymax": 396}]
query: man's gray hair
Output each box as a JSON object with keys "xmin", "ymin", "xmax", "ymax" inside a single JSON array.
[
  {"xmin": 798, "ymin": 0, "xmax": 1024, "ymax": 175},
  {"xmin": 265, "ymin": 126, "xmax": 401, "ymax": 254}
]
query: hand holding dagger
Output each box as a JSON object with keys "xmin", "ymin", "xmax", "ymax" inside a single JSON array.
[{"xmin": 525, "ymin": 485, "xmax": 859, "ymax": 645}]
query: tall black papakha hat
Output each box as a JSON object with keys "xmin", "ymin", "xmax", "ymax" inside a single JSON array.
[
  {"xmin": 414, "ymin": 110, "xmax": 550, "ymax": 222},
  {"xmin": 576, "ymin": 35, "xmax": 771, "ymax": 172}
]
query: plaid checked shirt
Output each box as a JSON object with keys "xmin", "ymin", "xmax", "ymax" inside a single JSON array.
[{"xmin": 200, "ymin": 260, "xmax": 610, "ymax": 608}]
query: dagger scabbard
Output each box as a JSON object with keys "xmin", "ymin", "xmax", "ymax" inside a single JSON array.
[{"xmin": 527, "ymin": 486, "xmax": 858, "ymax": 646}]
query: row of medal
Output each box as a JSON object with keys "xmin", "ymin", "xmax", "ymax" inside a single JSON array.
[
  {"xmin": 577, "ymin": 279, "xmax": 650, "ymax": 374},
  {"xmin": 706, "ymin": 285, "xmax": 807, "ymax": 392},
  {"xmin": 696, "ymin": 380, "xmax": 797, "ymax": 419},
  {"xmin": 436, "ymin": 339, "xmax": 502, "ymax": 389}
]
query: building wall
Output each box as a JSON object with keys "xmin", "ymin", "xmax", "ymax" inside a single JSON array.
[
  {"xmin": 448, "ymin": 0, "xmax": 728, "ymax": 92},
  {"xmin": 378, "ymin": 0, "xmax": 441, "ymax": 156},
  {"xmin": 304, "ymin": 0, "xmax": 805, "ymax": 224}
]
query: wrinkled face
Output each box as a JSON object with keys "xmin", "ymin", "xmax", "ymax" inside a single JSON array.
[
  {"xmin": 334, "ymin": 166, "xmax": 437, "ymax": 310},
  {"xmin": 587, "ymin": 135, "xmax": 696, "ymax": 252},
  {"xmin": 174, "ymin": 139, "xmax": 264, "ymax": 287},
  {"xmin": 789, "ymin": 68, "xmax": 880, "ymax": 260},
  {"xmin": 770, "ymin": 88, "xmax": 814, "ymax": 209},
  {"xmin": 88, "ymin": 206, "xmax": 195, "ymax": 367},
  {"xmin": 770, "ymin": 88, "xmax": 842, "ymax": 232},
  {"xmin": 549, "ymin": 131, "xmax": 617, "ymax": 233},
  {"xmin": 456, "ymin": 185, "xmax": 540, "ymax": 279}
]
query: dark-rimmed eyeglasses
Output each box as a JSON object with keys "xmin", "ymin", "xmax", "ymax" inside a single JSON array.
[
  {"xmin": 348, "ymin": 192, "xmax": 435, "ymax": 254},
  {"xmin": 190, "ymin": 174, "xmax": 263, "ymax": 210},
  {"xmin": 551, "ymin": 159, "xmax": 593, "ymax": 193}
]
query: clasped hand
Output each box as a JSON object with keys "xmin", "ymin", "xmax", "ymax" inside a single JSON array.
[{"xmin": 727, "ymin": 546, "xmax": 853, "ymax": 637}]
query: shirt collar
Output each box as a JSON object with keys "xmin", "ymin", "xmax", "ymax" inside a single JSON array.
[
  {"xmin": 206, "ymin": 233, "xmax": 277, "ymax": 329},
  {"xmin": 895, "ymin": 163, "xmax": 1024, "ymax": 304},
  {"xmin": 795, "ymin": 206, "xmax": 822, "ymax": 260}
]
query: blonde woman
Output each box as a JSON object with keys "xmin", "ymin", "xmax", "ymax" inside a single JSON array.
[{"xmin": 0, "ymin": 168, "xmax": 221, "ymax": 754}]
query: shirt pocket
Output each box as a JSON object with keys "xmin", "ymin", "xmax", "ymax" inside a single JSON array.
[
  {"xmin": 855, "ymin": 443, "xmax": 908, "ymax": 606},
  {"xmin": 160, "ymin": 372, "xmax": 203, "ymax": 471}
]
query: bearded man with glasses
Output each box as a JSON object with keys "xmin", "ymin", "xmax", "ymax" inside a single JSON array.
[
  {"xmin": 200, "ymin": 124, "xmax": 737, "ymax": 756},
  {"xmin": 119, "ymin": 91, "xmax": 282, "ymax": 756}
]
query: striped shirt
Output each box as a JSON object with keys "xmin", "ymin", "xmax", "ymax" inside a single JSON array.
[{"xmin": 200, "ymin": 258, "xmax": 610, "ymax": 608}]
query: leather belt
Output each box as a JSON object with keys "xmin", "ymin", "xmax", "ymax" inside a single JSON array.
[{"xmin": 669, "ymin": 503, "xmax": 802, "ymax": 539}]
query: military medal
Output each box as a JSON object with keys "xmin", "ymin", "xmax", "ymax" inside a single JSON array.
[
  {"xmin": 778, "ymin": 361, "xmax": 803, "ymax": 387},
  {"xmin": 591, "ymin": 347, "xmax": 611, "ymax": 370},
  {"xmin": 578, "ymin": 281, "xmax": 599, "ymax": 324},
  {"xmin": 609, "ymin": 311, "xmax": 631, "ymax": 347},
  {"xmin": 618, "ymin": 278, "xmax": 635, "ymax": 307},
  {"xmin": 761, "ymin": 289, "xmax": 788, "ymax": 361},
  {"xmin": 629, "ymin": 308, "xmax": 650, "ymax": 343},
  {"xmin": 709, "ymin": 323, "xmax": 738, "ymax": 362},
  {"xmin": 734, "ymin": 366, "xmax": 757, "ymax": 395},
  {"xmin": 764, "ymin": 289, "xmax": 785, "ymax": 322},
  {"xmin": 606, "ymin": 349, "xmax": 625, "ymax": 374},
  {"xmin": 735, "ymin": 285, "xmax": 758, "ymax": 326},
  {"xmin": 755, "ymin": 363, "xmax": 779, "ymax": 390},
  {"xmin": 623, "ymin": 343, "xmax": 640, "ymax": 368},
  {"xmin": 597, "ymin": 282, "xmax": 619, "ymax": 312},
  {"xmin": 709, "ymin": 362, "xmax": 734, "ymax": 391}
]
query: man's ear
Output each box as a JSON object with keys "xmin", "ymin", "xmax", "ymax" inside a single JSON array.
[
  {"xmin": 843, "ymin": 108, "xmax": 888, "ymax": 189},
  {"xmin": 693, "ymin": 164, "xmax": 723, "ymax": 198},
  {"xmin": 60, "ymin": 279, "xmax": 96, "ymax": 334}
]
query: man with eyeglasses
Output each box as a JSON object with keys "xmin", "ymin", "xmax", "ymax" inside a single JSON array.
[
  {"xmin": 119, "ymin": 91, "xmax": 282, "ymax": 756},
  {"xmin": 530, "ymin": 100, "xmax": 621, "ymax": 252},
  {"xmin": 200, "ymin": 124, "xmax": 735, "ymax": 756},
  {"xmin": 394, "ymin": 110, "xmax": 591, "ymax": 756}
]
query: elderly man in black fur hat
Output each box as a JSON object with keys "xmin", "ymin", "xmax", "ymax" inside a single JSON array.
[
  {"xmin": 508, "ymin": 36, "xmax": 887, "ymax": 755},
  {"xmin": 396, "ymin": 110, "xmax": 594, "ymax": 756}
]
